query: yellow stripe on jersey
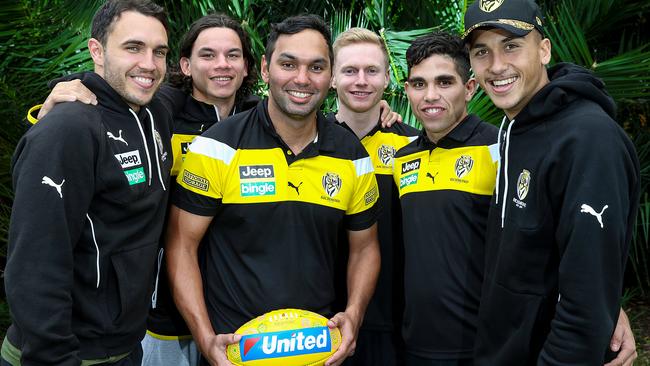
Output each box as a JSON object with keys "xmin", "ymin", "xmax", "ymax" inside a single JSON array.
[
  {"xmin": 361, "ymin": 131, "xmax": 418, "ymax": 176},
  {"xmin": 177, "ymin": 139, "xmax": 379, "ymax": 214},
  {"xmin": 393, "ymin": 145, "xmax": 497, "ymax": 197},
  {"xmin": 170, "ymin": 133, "xmax": 198, "ymax": 176}
]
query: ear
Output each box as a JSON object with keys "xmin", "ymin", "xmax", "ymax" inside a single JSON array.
[
  {"xmin": 243, "ymin": 58, "xmax": 249, "ymax": 78},
  {"xmin": 539, "ymin": 37, "xmax": 551, "ymax": 66},
  {"xmin": 180, "ymin": 57, "xmax": 191, "ymax": 76},
  {"xmin": 464, "ymin": 78, "xmax": 477, "ymax": 102},
  {"xmin": 261, "ymin": 55, "xmax": 270, "ymax": 83},
  {"xmin": 88, "ymin": 38, "xmax": 104, "ymax": 67},
  {"xmin": 383, "ymin": 69, "xmax": 390, "ymax": 89},
  {"xmin": 404, "ymin": 80, "xmax": 410, "ymax": 93}
]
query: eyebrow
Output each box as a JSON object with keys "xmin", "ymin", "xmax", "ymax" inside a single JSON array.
[
  {"xmin": 197, "ymin": 47, "xmax": 242, "ymax": 53},
  {"xmin": 407, "ymin": 76, "xmax": 425, "ymax": 83},
  {"xmin": 122, "ymin": 39, "xmax": 169, "ymax": 52},
  {"xmin": 470, "ymin": 34, "xmax": 524, "ymax": 49},
  {"xmin": 277, "ymin": 52, "xmax": 328, "ymax": 65}
]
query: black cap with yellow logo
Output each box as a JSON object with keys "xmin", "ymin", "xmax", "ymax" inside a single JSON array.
[{"xmin": 463, "ymin": 0, "xmax": 544, "ymax": 40}]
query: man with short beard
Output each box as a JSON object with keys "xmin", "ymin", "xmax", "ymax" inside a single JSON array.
[
  {"xmin": 3, "ymin": 1, "xmax": 173, "ymax": 365},
  {"xmin": 167, "ymin": 15, "xmax": 380, "ymax": 366}
]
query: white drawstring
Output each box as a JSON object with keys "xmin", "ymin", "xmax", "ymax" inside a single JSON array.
[
  {"xmin": 214, "ymin": 105, "xmax": 221, "ymax": 122},
  {"xmin": 495, "ymin": 116, "xmax": 508, "ymax": 205},
  {"xmin": 129, "ymin": 109, "xmax": 153, "ymax": 186},
  {"xmin": 500, "ymin": 119, "xmax": 516, "ymax": 228},
  {"xmin": 151, "ymin": 248, "xmax": 164, "ymax": 308},
  {"xmin": 145, "ymin": 108, "xmax": 166, "ymax": 191},
  {"xmin": 86, "ymin": 214, "xmax": 100, "ymax": 288}
]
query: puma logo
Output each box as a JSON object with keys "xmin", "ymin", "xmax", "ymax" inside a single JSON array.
[
  {"xmin": 580, "ymin": 204, "xmax": 609, "ymax": 229},
  {"xmin": 42, "ymin": 176, "xmax": 65, "ymax": 198},
  {"xmin": 199, "ymin": 124, "xmax": 205, "ymax": 132},
  {"xmin": 288, "ymin": 181, "xmax": 303, "ymax": 195},
  {"xmin": 107, "ymin": 130, "xmax": 128, "ymax": 145},
  {"xmin": 426, "ymin": 172, "xmax": 438, "ymax": 184}
]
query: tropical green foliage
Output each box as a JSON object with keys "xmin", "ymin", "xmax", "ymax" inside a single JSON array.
[{"xmin": 0, "ymin": 0, "xmax": 649, "ymax": 330}]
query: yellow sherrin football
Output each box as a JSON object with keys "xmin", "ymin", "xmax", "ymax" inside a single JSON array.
[{"xmin": 226, "ymin": 308, "xmax": 342, "ymax": 366}]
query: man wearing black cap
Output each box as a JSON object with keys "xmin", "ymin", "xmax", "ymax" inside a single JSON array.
[{"xmin": 463, "ymin": 0, "xmax": 640, "ymax": 365}]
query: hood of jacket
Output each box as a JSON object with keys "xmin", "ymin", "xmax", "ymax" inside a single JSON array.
[{"xmin": 513, "ymin": 62, "xmax": 616, "ymax": 128}]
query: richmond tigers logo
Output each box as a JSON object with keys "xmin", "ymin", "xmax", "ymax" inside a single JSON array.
[
  {"xmin": 454, "ymin": 155, "xmax": 474, "ymax": 179},
  {"xmin": 322, "ymin": 172, "xmax": 342, "ymax": 198},
  {"xmin": 479, "ymin": 0, "xmax": 504, "ymax": 12},
  {"xmin": 377, "ymin": 144, "xmax": 396, "ymax": 166},
  {"xmin": 517, "ymin": 169, "xmax": 531, "ymax": 200}
]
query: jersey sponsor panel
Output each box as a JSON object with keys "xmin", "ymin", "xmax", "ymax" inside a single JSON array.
[
  {"xmin": 177, "ymin": 144, "xmax": 378, "ymax": 213},
  {"xmin": 394, "ymin": 145, "xmax": 497, "ymax": 197}
]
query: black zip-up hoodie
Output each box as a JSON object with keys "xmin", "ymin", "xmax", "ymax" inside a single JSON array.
[
  {"xmin": 5, "ymin": 72, "xmax": 173, "ymax": 365},
  {"xmin": 147, "ymin": 87, "xmax": 259, "ymax": 336},
  {"xmin": 474, "ymin": 63, "xmax": 640, "ymax": 365}
]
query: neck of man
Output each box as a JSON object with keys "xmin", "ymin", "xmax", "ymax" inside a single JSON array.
[
  {"xmin": 193, "ymin": 90, "xmax": 236, "ymax": 121},
  {"xmin": 268, "ymin": 102, "xmax": 318, "ymax": 156},
  {"xmin": 336, "ymin": 103, "xmax": 381, "ymax": 139}
]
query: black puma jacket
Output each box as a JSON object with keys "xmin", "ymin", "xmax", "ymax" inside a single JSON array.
[
  {"xmin": 474, "ymin": 63, "xmax": 640, "ymax": 365},
  {"xmin": 5, "ymin": 72, "xmax": 173, "ymax": 365}
]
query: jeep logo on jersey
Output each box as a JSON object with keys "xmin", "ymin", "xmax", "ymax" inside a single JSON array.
[
  {"xmin": 241, "ymin": 182, "xmax": 276, "ymax": 196},
  {"xmin": 240, "ymin": 327, "xmax": 331, "ymax": 361},
  {"xmin": 401, "ymin": 158, "xmax": 421, "ymax": 174},
  {"xmin": 517, "ymin": 169, "xmax": 531, "ymax": 200},
  {"xmin": 454, "ymin": 155, "xmax": 474, "ymax": 179},
  {"xmin": 377, "ymin": 144, "xmax": 396, "ymax": 166},
  {"xmin": 240, "ymin": 165, "xmax": 275, "ymax": 179},
  {"xmin": 479, "ymin": 0, "xmax": 504, "ymax": 12},
  {"xmin": 114, "ymin": 150, "xmax": 141, "ymax": 169},
  {"xmin": 322, "ymin": 172, "xmax": 342, "ymax": 198}
]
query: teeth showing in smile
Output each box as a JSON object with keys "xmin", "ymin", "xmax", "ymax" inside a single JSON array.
[
  {"xmin": 424, "ymin": 107, "xmax": 442, "ymax": 114},
  {"xmin": 288, "ymin": 91, "xmax": 311, "ymax": 98},
  {"xmin": 133, "ymin": 76, "xmax": 153, "ymax": 86},
  {"xmin": 351, "ymin": 91, "xmax": 371, "ymax": 96},
  {"xmin": 492, "ymin": 77, "xmax": 517, "ymax": 87},
  {"xmin": 211, "ymin": 76, "xmax": 232, "ymax": 81}
]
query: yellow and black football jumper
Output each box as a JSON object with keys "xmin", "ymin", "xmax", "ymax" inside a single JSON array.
[
  {"xmin": 174, "ymin": 100, "xmax": 380, "ymax": 333},
  {"xmin": 327, "ymin": 114, "xmax": 419, "ymax": 364},
  {"xmin": 147, "ymin": 86, "xmax": 258, "ymax": 339},
  {"xmin": 392, "ymin": 114, "xmax": 497, "ymax": 360}
]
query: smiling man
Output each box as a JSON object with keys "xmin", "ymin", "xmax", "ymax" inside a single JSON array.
[
  {"xmin": 3, "ymin": 1, "xmax": 173, "ymax": 365},
  {"xmin": 392, "ymin": 32, "xmax": 498, "ymax": 366},
  {"xmin": 464, "ymin": 0, "xmax": 640, "ymax": 364},
  {"xmin": 165, "ymin": 15, "xmax": 380, "ymax": 366},
  {"xmin": 328, "ymin": 28, "xmax": 419, "ymax": 366}
]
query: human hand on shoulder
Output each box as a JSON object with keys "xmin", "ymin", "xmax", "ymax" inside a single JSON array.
[
  {"xmin": 37, "ymin": 79, "xmax": 97, "ymax": 119},
  {"xmin": 379, "ymin": 99, "xmax": 402, "ymax": 128}
]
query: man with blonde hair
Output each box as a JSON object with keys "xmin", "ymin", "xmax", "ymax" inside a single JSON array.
[{"xmin": 330, "ymin": 27, "xmax": 419, "ymax": 366}]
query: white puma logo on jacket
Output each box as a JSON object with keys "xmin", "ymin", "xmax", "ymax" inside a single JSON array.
[
  {"xmin": 42, "ymin": 176, "xmax": 65, "ymax": 198},
  {"xmin": 107, "ymin": 130, "xmax": 128, "ymax": 145},
  {"xmin": 580, "ymin": 204, "xmax": 608, "ymax": 228}
]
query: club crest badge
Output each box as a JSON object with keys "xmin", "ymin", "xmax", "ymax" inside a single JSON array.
[
  {"xmin": 322, "ymin": 172, "xmax": 342, "ymax": 198},
  {"xmin": 377, "ymin": 144, "xmax": 396, "ymax": 166},
  {"xmin": 517, "ymin": 169, "xmax": 531, "ymax": 200},
  {"xmin": 479, "ymin": 0, "xmax": 505, "ymax": 12},
  {"xmin": 454, "ymin": 155, "xmax": 474, "ymax": 179}
]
